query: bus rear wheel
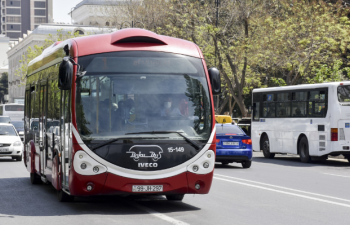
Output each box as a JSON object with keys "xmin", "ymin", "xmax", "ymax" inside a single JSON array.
[
  {"xmin": 299, "ymin": 136, "xmax": 311, "ymax": 163},
  {"xmin": 166, "ymin": 194, "xmax": 184, "ymax": 201},
  {"xmin": 262, "ymin": 135, "xmax": 275, "ymax": 159},
  {"xmin": 57, "ymin": 190, "xmax": 74, "ymax": 202}
]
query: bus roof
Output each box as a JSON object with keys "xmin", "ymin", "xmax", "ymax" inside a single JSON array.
[
  {"xmin": 253, "ymin": 81, "xmax": 350, "ymax": 93},
  {"xmin": 27, "ymin": 28, "xmax": 203, "ymax": 77}
]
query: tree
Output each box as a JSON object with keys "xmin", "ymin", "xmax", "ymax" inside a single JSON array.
[{"xmin": 0, "ymin": 72, "xmax": 8, "ymax": 103}]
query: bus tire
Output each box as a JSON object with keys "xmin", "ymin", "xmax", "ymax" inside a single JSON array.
[
  {"xmin": 262, "ymin": 135, "xmax": 275, "ymax": 159},
  {"xmin": 242, "ymin": 161, "xmax": 252, "ymax": 168},
  {"xmin": 299, "ymin": 136, "xmax": 311, "ymax": 163},
  {"xmin": 57, "ymin": 190, "xmax": 74, "ymax": 202},
  {"xmin": 166, "ymin": 194, "xmax": 184, "ymax": 201},
  {"xmin": 30, "ymin": 172, "xmax": 42, "ymax": 184}
]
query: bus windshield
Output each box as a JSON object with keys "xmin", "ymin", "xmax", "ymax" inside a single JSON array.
[
  {"xmin": 76, "ymin": 51, "xmax": 212, "ymax": 143},
  {"xmin": 337, "ymin": 85, "xmax": 350, "ymax": 102}
]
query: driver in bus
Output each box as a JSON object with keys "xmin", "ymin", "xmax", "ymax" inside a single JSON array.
[{"xmin": 160, "ymin": 97, "xmax": 183, "ymax": 117}]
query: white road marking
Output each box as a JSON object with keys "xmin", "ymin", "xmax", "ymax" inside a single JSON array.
[
  {"xmin": 214, "ymin": 176, "xmax": 350, "ymax": 208},
  {"xmin": 214, "ymin": 174, "xmax": 350, "ymax": 204},
  {"xmin": 128, "ymin": 201, "xmax": 190, "ymax": 225},
  {"xmin": 323, "ymin": 173, "xmax": 350, "ymax": 178}
]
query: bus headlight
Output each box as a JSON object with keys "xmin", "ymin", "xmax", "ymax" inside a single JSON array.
[
  {"xmin": 187, "ymin": 150, "xmax": 215, "ymax": 174},
  {"xmin": 93, "ymin": 166, "xmax": 99, "ymax": 173},
  {"xmin": 73, "ymin": 151, "xmax": 107, "ymax": 176},
  {"xmin": 13, "ymin": 141, "xmax": 21, "ymax": 146}
]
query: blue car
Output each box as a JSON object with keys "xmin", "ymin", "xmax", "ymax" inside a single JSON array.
[{"xmin": 215, "ymin": 124, "xmax": 252, "ymax": 168}]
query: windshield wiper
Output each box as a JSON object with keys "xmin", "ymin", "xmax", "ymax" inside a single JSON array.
[
  {"xmin": 91, "ymin": 136, "xmax": 167, "ymax": 151},
  {"xmin": 125, "ymin": 131, "xmax": 201, "ymax": 150}
]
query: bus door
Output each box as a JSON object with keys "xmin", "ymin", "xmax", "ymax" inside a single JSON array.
[
  {"xmin": 40, "ymin": 85, "xmax": 47, "ymax": 174},
  {"xmin": 61, "ymin": 90, "xmax": 71, "ymax": 187}
]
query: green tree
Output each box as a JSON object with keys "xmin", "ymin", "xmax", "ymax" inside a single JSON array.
[{"xmin": 0, "ymin": 72, "xmax": 8, "ymax": 103}]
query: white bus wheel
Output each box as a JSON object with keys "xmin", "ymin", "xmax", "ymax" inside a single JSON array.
[
  {"xmin": 261, "ymin": 135, "xmax": 275, "ymax": 159},
  {"xmin": 299, "ymin": 136, "xmax": 311, "ymax": 163}
]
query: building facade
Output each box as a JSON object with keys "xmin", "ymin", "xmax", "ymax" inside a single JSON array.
[
  {"xmin": 7, "ymin": 23, "xmax": 115, "ymax": 103},
  {"xmin": 0, "ymin": 0, "xmax": 53, "ymax": 40},
  {"xmin": 71, "ymin": 0, "xmax": 128, "ymax": 27}
]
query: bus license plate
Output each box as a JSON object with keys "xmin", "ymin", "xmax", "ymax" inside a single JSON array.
[
  {"xmin": 132, "ymin": 185, "xmax": 163, "ymax": 192},
  {"xmin": 223, "ymin": 142, "xmax": 239, "ymax": 146},
  {"xmin": 0, "ymin": 148, "xmax": 9, "ymax": 152}
]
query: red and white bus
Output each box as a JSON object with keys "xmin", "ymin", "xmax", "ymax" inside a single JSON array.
[{"xmin": 24, "ymin": 28, "xmax": 221, "ymax": 202}]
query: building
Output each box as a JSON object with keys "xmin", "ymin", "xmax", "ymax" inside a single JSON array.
[
  {"xmin": 7, "ymin": 23, "xmax": 116, "ymax": 103},
  {"xmin": 0, "ymin": 35, "xmax": 9, "ymax": 74},
  {"xmin": 0, "ymin": 0, "xmax": 53, "ymax": 40},
  {"xmin": 70, "ymin": 0, "xmax": 129, "ymax": 27}
]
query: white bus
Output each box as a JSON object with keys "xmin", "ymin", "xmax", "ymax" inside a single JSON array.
[
  {"xmin": 251, "ymin": 81, "xmax": 350, "ymax": 163},
  {"xmin": 0, "ymin": 103, "xmax": 24, "ymax": 121}
]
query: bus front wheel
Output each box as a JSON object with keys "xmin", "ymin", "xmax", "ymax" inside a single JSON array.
[
  {"xmin": 262, "ymin": 135, "xmax": 275, "ymax": 159},
  {"xmin": 57, "ymin": 190, "xmax": 74, "ymax": 202},
  {"xmin": 299, "ymin": 136, "xmax": 311, "ymax": 163}
]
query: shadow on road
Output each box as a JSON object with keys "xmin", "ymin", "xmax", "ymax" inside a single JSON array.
[
  {"xmin": 0, "ymin": 177, "xmax": 200, "ymax": 217},
  {"xmin": 214, "ymin": 163, "xmax": 244, "ymax": 169},
  {"xmin": 252, "ymin": 154, "xmax": 350, "ymax": 168},
  {"xmin": 0, "ymin": 158, "xmax": 16, "ymax": 162}
]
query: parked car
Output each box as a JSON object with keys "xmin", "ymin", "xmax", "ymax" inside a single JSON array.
[
  {"xmin": 215, "ymin": 123, "xmax": 252, "ymax": 168},
  {"xmin": 0, "ymin": 116, "xmax": 11, "ymax": 124},
  {"xmin": 0, "ymin": 123, "xmax": 23, "ymax": 161},
  {"xmin": 11, "ymin": 121, "xmax": 24, "ymax": 142}
]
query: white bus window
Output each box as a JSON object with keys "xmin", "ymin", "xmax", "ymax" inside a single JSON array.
[
  {"xmin": 277, "ymin": 93, "xmax": 290, "ymax": 101},
  {"xmin": 337, "ymin": 86, "xmax": 350, "ymax": 102},
  {"xmin": 276, "ymin": 103, "xmax": 291, "ymax": 117},
  {"xmin": 292, "ymin": 102, "xmax": 307, "ymax": 117},
  {"xmin": 253, "ymin": 102, "xmax": 260, "ymax": 120},
  {"xmin": 310, "ymin": 91, "xmax": 326, "ymax": 100},
  {"xmin": 263, "ymin": 102, "xmax": 275, "ymax": 118},
  {"xmin": 292, "ymin": 92, "xmax": 307, "ymax": 101}
]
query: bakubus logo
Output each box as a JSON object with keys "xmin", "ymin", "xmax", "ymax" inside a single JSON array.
[{"xmin": 126, "ymin": 145, "xmax": 163, "ymax": 162}]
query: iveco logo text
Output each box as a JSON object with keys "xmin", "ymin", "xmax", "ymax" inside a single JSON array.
[{"xmin": 138, "ymin": 163, "xmax": 158, "ymax": 168}]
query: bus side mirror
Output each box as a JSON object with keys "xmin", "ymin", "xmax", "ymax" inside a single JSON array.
[
  {"xmin": 208, "ymin": 67, "xmax": 221, "ymax": 95},
  {"xmin": 58, "ymin": 57, "xmax": 73, "ymax": 90}
]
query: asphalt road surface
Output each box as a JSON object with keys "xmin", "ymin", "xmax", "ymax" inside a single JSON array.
[{"xmin": 1, "ymin": 152, "xmax": 350, "ymax": 225}]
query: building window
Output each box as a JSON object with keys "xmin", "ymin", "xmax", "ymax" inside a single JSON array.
[
  {"xmin": 106, "ymin": 22, "xmax": 110, "ymax": 26},
  {"xmin": 7, "ymin": 16, "xmax": 21, "ymax": 23},
  {"xmin": 34, "ymin": 9, "xmax": 46, "ymax": 16},
  {"xmin": 7, "ymin": 8, "xmax": 21, "ymax": 15},
  {"xmin": 74, "ymin": 29, "xmax": 84, "ymax": 35},
  {"xmin": 34, "ymin": 1, "xmax": 46, "ymax": 8},
  {"xmin": 7, "ymin": 24, "xmax": 20, "ymax": 30},
  {"xmin": 6, "ymin": 0, "xmax": 21, "ymax": 7},
  {"xmin": 6, "ymin": 32, "xmax": 21, "ymax": 38},
  {"xmin": 34, "ymin": 17, "xmax": 46, "ymax": 23}
]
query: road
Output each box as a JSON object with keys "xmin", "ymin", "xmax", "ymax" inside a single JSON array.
[{"xmin": 0, "ymin": 152, "xmax": 349, "ymax": 225}]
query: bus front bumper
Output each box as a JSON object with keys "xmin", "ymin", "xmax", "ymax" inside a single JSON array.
[{"xmin": 69, "ymin": 171, "xmax": 214, "ymax": 196}]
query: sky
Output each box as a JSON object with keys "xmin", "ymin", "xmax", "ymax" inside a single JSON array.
[{"xmin": 53, "ymin": 0, "xmax": 83, "ymax": 23}]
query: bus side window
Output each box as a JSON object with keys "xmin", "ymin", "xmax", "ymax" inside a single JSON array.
[
  {"xmin": 0, "ymin": 105, "xmax": 2, "ymax": 115},
  {"xmin": 308, "ymin": 90, "xmax": 327, "ymax": 117}
]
